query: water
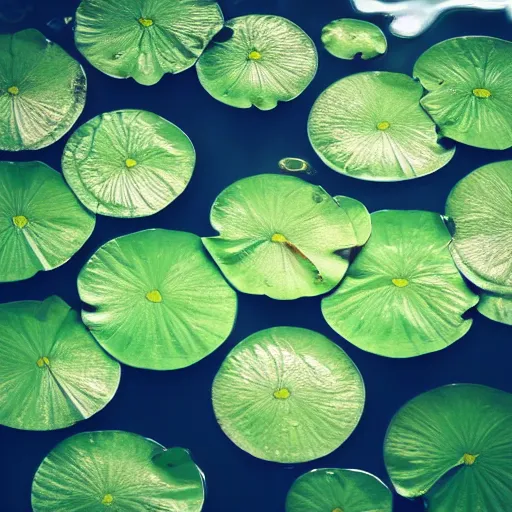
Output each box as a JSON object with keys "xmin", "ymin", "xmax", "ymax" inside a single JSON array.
[{"xmin": 0, "ymin": 1, "xmax": 511, "ymax": 511}]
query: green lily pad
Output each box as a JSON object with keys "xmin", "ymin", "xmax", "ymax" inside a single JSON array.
[
  {"xmin": 414, "ymin": 36, "xmax": 512, "ymax": 150},
  {"xmin": 286, "ymin": 468, "xmax": 392, "ymax": 512},
  {"xmin": 196, "ymin": 15, "xmax": 317, "ymax": 110},
  {"xmin": 0, "ymin": 296, "xmax": 120, "ymax": 431},
  {"xmin": 0, "ymin": 161, "xmax": 96, "ymax": 283},
  {"xmin": 334, "ymin": 195, "xmax": 371, "ymax": 246},
  {"xmin": 202, "ymin": 174, "xmax": 359, "ymax": 300},
  {"xmin": 384, "ymin": 384, "xmax": 512, "ymax": 511},
  {"xmin": 322, "ymin": 210, "xmax": 478, "ymax": 358},
  {"xmin": 0, "ymin": 29, "xmax": 86, "ymax": 151},
  {"xmin": 308, "ymin": 71, "xmax": 455, "ymax": 181},
  {"xmin": 321, "ymin": 19, "xmax": 387, "ymax": 60},
  {"xmin": 446, "ymin": 161, "xmax": 512, "ymax": 295},
  {"xmin": 62, "ymin": 110, "xmax": 195, "ymax": 218},
  {"xmin": 477, "ymin": 292, "xmax": 512, "ymax": 325},
  {"xmin": 78, "ymin": 229, "xmax": 237, "ymax": 370},
  {"xmin": 32, "ymin": 431, "xmax": 205, "ymax": 511},
  {"xmin": 212, "ymin": 326, "xmax": 365, "ymax": 463},
  {"xmin": 75, "ymin": 0, "xmax": 223, "ymax": 86}
]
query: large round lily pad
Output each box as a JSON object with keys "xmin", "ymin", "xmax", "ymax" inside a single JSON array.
[
  {"xmin": 32, "ymin": 431, "xmax": 205, "ymax": 511},
  {"xmin": 446, "ymin": 161, "xmax": 512, "ymax": 295},
  {"xmin": 308, "ymin": 71, "xmax": 455, "ymax": 181},
  {"xmin": 322, "ymin": 210, "xmax": 478, "ymax": 358},
  {"xmin": 202, "ymin": 174, "xmax": 361, "ymax": 300},
  {"xmin": 477, "ymin": 292, "xmax": 512, "ymax": 325},
  {"xmin": 0, "ymin": 296, "xmax": 120, "ymax": 431},
  {"xmin": 196, "ymin": 15, "xmax": 317, "ymax": 110},
  {"xmin": 384, "ymin": 384, "xmax": 512, "ymax": 511},
  {"xmin": 62, "ymin": 110, "xmax": 195, "ymax": 218},
  {"xmin": 212, "ymin": 327, "xmax": 365, "ymax": 463},
  {"xmin": 78, "ymin": 229, "xmax": 237, "ymax": 370},
  {"xmin": 0, "ymin": 29, "xmax": 86, "ymax": 151},
  {"xmin": 414, "ymin": 36, "xmax": 512, "ymax": 150},
  {"xmin": 286, "ymin": 468, "xmax": 392, "ymax": 512},
  {"xmin": 0, "ymin": 161, "xmax": 96, "ymax": 283},
  {"xmin": 75, "ymin": 0, "xmax": 223, "ymax": 86}
]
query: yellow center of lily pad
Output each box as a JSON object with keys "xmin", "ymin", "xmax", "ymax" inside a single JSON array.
[
  {"xmin": 463, "ymin": 453, "xmax": 478, "ymax": 465},
  {"xmin": 138, "ymin": 17, "xmax": 153, "ymax": 27},
  {"xmin": 7, "ymin": 86, "xmax": 19, "ymax": 95},
  {"xmin": 12, "ymin": 215, "xmax": 28, "ymax": 229},
  {"xmin": 102, "ymin": 494, "xmax": 114, "ymax": 506},
  {"xmin": 125, "ymin": 158, "xmax": 137, "ymax": 168},
  {"xmin": 248, "ymin": 50, "xmax": 262, "ymax": 60},
  {"xmin": 271, "ymin": 233, "xmax": 287, "ymax": 243},
  {"xmin": 473, "ymin": 88, "xmax": 491, "ymax": 99},
  {"xmin": 146, "ymin": 290, "xmax": 162, "ymax": 303},
  {"xmin": 36, "ymin": 357, "xmax": 50, "ymax": 368},
  {"xmin": 332, "ymin": 509, "xmax": 344, "ymax": 512},
  {"xmin": 377, "ymin": 121, "xmax": 390, "ymax": 131},
  {"xmin": 273, "ymin": 388, "xmax": 290, "ymax": 399},
  {"xmin": 392, "ymin": 278, "xmax": 409, "ymax": 288}
]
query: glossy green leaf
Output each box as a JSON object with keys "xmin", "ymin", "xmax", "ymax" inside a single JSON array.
[
  {"xmin": 78, "ymin": 229, "xmax": 237, "ymax": 370},
  {"xmin": 212, "ymin": 327, "xmax": 365, "ymax": 463},
  {"xmin": 196, "ymin": 15, "xmax": 317, "ymax": 110},
  {"xmin": 322, "ymin": 210, "xmax": 478, "ymax": 358},
  {"xmin": 286, "ymin": 468, "xmax": 392, "ymax": 512},
  {"xmin": 0, "ymin": 296, "xmax": 120, "ymax": 431},
  {"xmin": 414, "ymin": 36, "xmax": 512, "ymax": 150},
  {"xmin": 334, "ymin": 195, "xmax": 371, "ymax": 246},
  {"xmin": 32, "ymin": 431, "xmax": 205, "ymax": 511},
  {"xmin": 75, "ymin": 0, "xmax": 223, "ymax": 86},
  {"xmin": 308, "ymin": 71, "xmax": 455, "ymax": 181},
  {"xmin": 446, "ymin": 161, "xmax": 512, "ymax": 294},
  {"xmin": 62, "ymin": 110, "xmax": 195, "ymax": 218},
  {"xmin": 0, "ymin": 29, "xmax": 86, "ymax": 151},
  {"xmin": 477, "ymin": 292, "xmax": 512, "ymax": 325},
  {"xmin": 202, "ymin": 174, "xmax": 359, "ymax": 300},
  {"xmin": 0, "ymin": 161, "xmax": 96, "ymax": 283},
  {"xmin": 321, "ymin": 19, "xmax": 387, "ymax": 60},
  {"xmin": 384, "ymin": 384, "xmax": 512, "ymax": 512}
]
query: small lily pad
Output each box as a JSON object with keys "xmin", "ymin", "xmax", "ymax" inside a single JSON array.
[
  {"xmin": 212, "ymin": 327, "xmax": 365, "ymax": 463},
  {"xmin": 75, "ymin": 0, "xmax": 223, "ymax": 85},
  {"xmin": 0, "ymin": 296, "xmax": 120, "ymax": 431},
  {"xmin": 0, "ymin": 161, "xmax": 95, "ymax": 283},
  {"xmin": 286, "ymin": 468, "xmax": 392, "ymax": 512},
  {"xmin": 334, "ymin": 195, "xmax": 371, "ymax": 246},
  {"xmin": 322, "ymin": 210, "xmax": 478, "ymax": 358},
  {"xmin": 62, "ymin": 110, "xmax": 195, "ymax": 218},
  {"xmin": 321, "ymin": 19, "xmax": 387, "ymax": 60},
  {"xmin": 31, "ymin": 431, "xmax": 205, "ymax": 511},
  {"xmin": 308, "ymin": 72, "xmax": 455, "ymax": 181},
  {"xmin": 414, "ymin": 36, "xmax": 512, "ymax": 150},
  {"xmin": 202, "ymin": 174, "xmax": 360, "ymax": 300},
  {"xmin": 78, "ymin": 229, "xmax": 237, "ymax": 370},
  {"xmin": 278, "ymin": 157, "xmax": 315, "ymax": 175},
  {"xmin": 477, "ymin": 292, "xmax": 512, "ymax": 325},
  {"xmin": 196, "ymin": 15, "xmax": 317, "ymax": 110},
  {"xmin": 0, "ymin": 29, "xmax": 86, "ymax": 151},
  {"xmin": 384, "ymin": 384, "xmax": 512, "ymax": 511}
]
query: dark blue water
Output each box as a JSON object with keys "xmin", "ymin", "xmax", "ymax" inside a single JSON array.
[{"xmin": 1, "ymin": 1, "xmax": 511, "ymax": 511}]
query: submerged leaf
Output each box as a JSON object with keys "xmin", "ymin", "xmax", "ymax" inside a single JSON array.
[{"xmin": 477, "ymin": 292, "xmax": 512, "ymax": 325}]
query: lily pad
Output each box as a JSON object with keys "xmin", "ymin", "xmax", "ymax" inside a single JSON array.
[
  {"xmin": 321, "ymin": 19, "xmax": 387, "ymax": 60},
  {"xmin": 384, "ymin": 384, "xmax": 512, "ymax": 511},
  {"xmin": 78, "ymin": 229, "xmax": 237, "ymax": 370},
  {"xmin": 62, "ymin": 110, "xmax": 195, "ymax": 218},
  {"xmin": 75, "ymin": 0, "xmax": 223, "ymax": 86},
  {"xmin": 414, "ymin": 36, "xmax": 512, "ymax": 150},
  {"xmin": 308, "ymin": 72, "xmax": 455, "ymax": 181},
  {"xmin": 212, "ymin": 327, "xmax": 365, "ymax": 463},
  {"xmin": 477, "ymin": 292, "xmax": 512, "ymax": 325},
  {"xmin": 196, "ymin": 15, "xmax": 317, "ymax": 110},
  {"xmin": 321, "ymin": 210, "xmax": 478, "ymax": 358},
  {"xmin": 0, "ymin": 161, "xmax": 96, "ymax": 283},
  {"xmin": 202, "ymin": 174, "xmax": 359, "ymax": 300},
  {"xmin": 445, "ymin": 161, "xmax": 512, "ymax": 295},
  {"xmin": 286, "ymin": 468, "xmax": 392, "ymax": 512},
  {"xmin": 334, "ymin": 195, "xmax": 371, "ymax": 246},
  {"xmin": 0, "ymin": 29, "xmax": 86, "ymax": 151},
  {"xmin": 32, "ymin": 430, "xmax": 205, "ymax": 511},
  {"xmin": 0, "ymin": 296, "xmax": 120, "ymax": 431}
]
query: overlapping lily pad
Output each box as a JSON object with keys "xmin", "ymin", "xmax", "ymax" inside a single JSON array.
[
  {"xmin": 202, "ymin": 174, "xmax": 362, "ymax": 300},
  {"xmin": 62, "ymin": 110, "xmax": 195, "ymax": 218},
  {"xmin": 0, "ymin": 161, "xmax": 96, "ymax": 283},
  {"xmin": 32, "ymin": 431, "xmax": 205, "ymax": 511},
  {"xmin": 308, "ymin": 72, "xmax": 455, "ymax": 181},
  {"xmin": 414, "ymin": 36, "xmax": 512, "ymax": 149},
  {"xmin": 334, "ymin": 195, "xmax": 371, "ymax": 246},
  {"xmin": 0, "ymin": 29, "xmax": 86, "ymax": 151},
  {"xmin": 477, "ymin": 292, "xmax": 512, "ymax": 325},
  {"xmin": 322, "ymin": 210, "xmax": 478, "ymax": 358},
  {"xmin": 78, "ymin": 229, "xmax": 237, "ymax": 370},
  {"xmin": 196, "ymin": 15, "xmax": 317, "ymax": 110},
  {"xmin": 212, "ymin": 327, "xmax": 365, "ymax": 463},
  {"xmin": 75, "ymin": 0, "xmax": 223, "ymax": 85},
  {"xmin": 384, "ymin": 384, "xmax": 512, "ymax": 511},
  {"xmin": 0, "ymin": 296, "xmax": 120, "ymax": 431}
]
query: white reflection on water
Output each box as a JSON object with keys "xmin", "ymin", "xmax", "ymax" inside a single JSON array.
[{"xmin": 351, "ymin": 0, "xmax": 512, "ymax": 37}]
